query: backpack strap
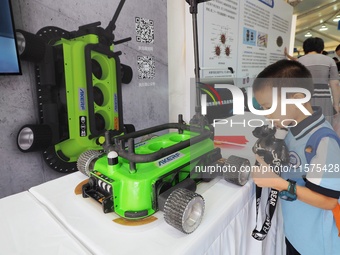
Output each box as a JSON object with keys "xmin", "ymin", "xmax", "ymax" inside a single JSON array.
[
  {"xmin": 305, "ymin": 127, "xmax": 340, "ymax": 165},
  {"xmin": 334, "ymin": 204, "xmax": 340, "ymax": 237},
  {"xmin": 304, "ymin": 127, "xmax": 340, "ymax": 237}
]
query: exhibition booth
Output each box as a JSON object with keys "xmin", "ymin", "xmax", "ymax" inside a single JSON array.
[
  {"xmin": 0, "ymin": 0, "xmax": 295, "ymax": 254},
  {"xmin": 0, "ymin": 113, "xmax": 285, "ymax": 255}
]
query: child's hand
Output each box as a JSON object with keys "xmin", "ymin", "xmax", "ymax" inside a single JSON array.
[{"xmin": 252, "ymin": 154, "xmax": 288, "ymax": 191}]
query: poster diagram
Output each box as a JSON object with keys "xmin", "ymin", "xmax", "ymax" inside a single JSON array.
[
  {"xmin": 197, "ymin": 0, "xmax": 293, "ymax": 85},
  {"xmin": 257, "ymin": 32, "xmax": 268, "ymax": 48},
  {"xmin": 236, "ymin": 0, "xmax": 293, "ymax": 86},
  {"xmin": 276, "ymin": 36, "xmax": 283, "ymax": 47},
  {"xmin": 198, "ymin": 0, "xmax": 240, "ymax": 78},
  {"xmin": 211, "ymin": 24, "xmax": 234, "ymax": 59},
  {"xmin": 243, "ymin": 27, "xmax": 256, "ymax": 46},
  {"xmin": 259, "ymin": 0, "xmax": 274, "ymax": 8}
]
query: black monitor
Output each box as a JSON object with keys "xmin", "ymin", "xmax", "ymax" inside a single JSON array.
[{"xmin": 0, "ymin": 0, "xmax": 21, "ymax": 75}]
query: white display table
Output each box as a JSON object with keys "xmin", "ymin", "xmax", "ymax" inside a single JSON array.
[
  {"xmin": 0, "ymin": 113, "xmax": 285, "ymax": 255},
  {"xmin": 29, "ymin": 171, "xmax": 259, "ymax": 255},
  {"xmin": 0, "ymin": 191, "xmax": 90, "ymax": 255}
]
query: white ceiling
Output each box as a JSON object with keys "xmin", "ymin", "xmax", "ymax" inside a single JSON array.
[{"xmin": 289, "ymin": 0, "xmax": 340, "ymax": 53}]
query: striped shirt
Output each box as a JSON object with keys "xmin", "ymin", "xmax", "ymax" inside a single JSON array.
[{"xmin": 298, "ymin": 54, "xmax": 339, "ymax": 98}]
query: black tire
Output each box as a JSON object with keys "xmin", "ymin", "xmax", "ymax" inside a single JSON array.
[
  {"xmin": 16, "ymin": 30, "xmax": 46, "ymax": 62},
  {"xmin": 223, "ymin": 155, "xmax": 251, "ymax": 186},
  {"xmin": 164, "ymin": 188, "xmax": 205, "ymax": 234},
  {"xmin": 17, "ymin": 124, "xmax": 52, "ymax": 152},
  {"xmin": 121, "ymin": 64, "xmax": 133, "ymax": 84},
  {"xmin": 124, "ymin": 124, "xmax": 135, "ymax": 134}
]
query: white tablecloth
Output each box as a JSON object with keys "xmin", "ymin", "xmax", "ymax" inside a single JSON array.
[
  {"xmin": 0, "ymin": 191, "xmax": 90, "ymax": 255},
  {"xmin": 29, "ymin": 171, "xmax": 260, "ymax": 255},
  {"xmin": 214, "ymin": 112, "xmax": 285, "ymax": 255}
]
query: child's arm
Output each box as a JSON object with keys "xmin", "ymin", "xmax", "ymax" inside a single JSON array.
[
  {"xmin": 295, "ymin": 185, "xmax": 338, "ymax": 210},
  {"xmin": 329, "ymin": 61, "xmax": 340, "ymax": 113},
  {"xmin": 329, "ymin": 80, "xmax": 340, "ymax": 114},
  {"xmin": 252, "ymin": 155, "xmax": 339, "ymax": 210}
]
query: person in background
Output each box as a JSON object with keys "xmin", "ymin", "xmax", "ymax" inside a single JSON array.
[
  {"xmin": 285, "ymin": 37, "xmax": 340, "ymax": 124},
  {"xmin": 332, "ymin": 57, "xmax": 340, "ymax": 73},
  {"xmin": 335, "ymin": 44, "xmax": 340, "ymax": 58}
]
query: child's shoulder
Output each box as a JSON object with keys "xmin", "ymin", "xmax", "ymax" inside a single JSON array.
[{"xmin": 305, "ymin": 126, "xmax": 340, "ymax": 164}]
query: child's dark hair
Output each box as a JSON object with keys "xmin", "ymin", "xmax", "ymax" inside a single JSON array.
[{"xmin": 253, "ymin": 59, "xmax": 314, "ymax": 97}]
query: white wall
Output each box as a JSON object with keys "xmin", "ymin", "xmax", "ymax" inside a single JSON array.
[{"xmin": 167, "ymin": 0, "xmax": 194, "ymax": 123}]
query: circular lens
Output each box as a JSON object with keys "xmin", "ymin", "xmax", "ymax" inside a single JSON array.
[
  {"xmin": 238, "ymin": 161, "xmax": 251, "ymax": 186},
  {"xmin": 182, "ymin": 196, "xmax": 204, "ymax": 233},
  {"xmin": 18, "ymin": 127, "xmax": 34, "ymax": 150},
  {"xmin": 16, "ymin": 32, "xmax": 26, "ymax": 55}
]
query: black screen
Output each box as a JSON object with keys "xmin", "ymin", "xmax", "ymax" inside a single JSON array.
[{"xmin": 0, "ymin": 0, "xmax": 21, "ymax": 75}]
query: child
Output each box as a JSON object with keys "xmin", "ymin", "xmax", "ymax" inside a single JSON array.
[{"xmin": 252, "ymin": 59, "xmax": 340, "ymax": 255}]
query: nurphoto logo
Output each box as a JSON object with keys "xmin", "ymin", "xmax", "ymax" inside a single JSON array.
[{"xmin": 201, "ymin": 84, "xmax": 311, "ymax": 128}]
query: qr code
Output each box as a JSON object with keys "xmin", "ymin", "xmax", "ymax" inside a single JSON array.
[
  {"xmin": 135, "ymin": 17, "xmax": 154, "ymax": 44},
  {"xmin": 137, "ymin": 56, "xmax": 155, "ymax": 79}
]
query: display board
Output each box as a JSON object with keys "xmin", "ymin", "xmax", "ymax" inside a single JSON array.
[
  {"xmin": 0, "ymin": 0, "xmax": 168, "ymax": 199},
  {"xmin": 198, "ymin": 0, "xmax": 293, "ymax": 86},
  {"xmin": 198, "ymin": 0, "xmax": 239, "ymax": 79}
]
